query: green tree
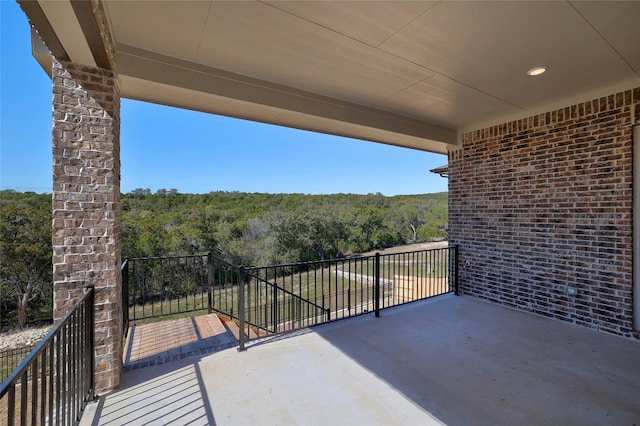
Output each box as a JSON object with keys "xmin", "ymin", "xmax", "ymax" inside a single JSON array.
[
  {"xmin": 0, "ymin": 192, "xmax": 52, "ymax": 328},
  {"xmin": 119, "ymin": 189, "xmax": 448, "ymax": 263}
]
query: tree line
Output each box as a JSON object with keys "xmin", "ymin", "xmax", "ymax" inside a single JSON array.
[{"xmin": 1, "ymin": 189, "xmax": 447, "ymax": 328}]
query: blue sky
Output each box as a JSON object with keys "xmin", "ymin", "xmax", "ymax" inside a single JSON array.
[{"xmin": 0, "ymin": 1, "xmax": 448, "ymax": 196}]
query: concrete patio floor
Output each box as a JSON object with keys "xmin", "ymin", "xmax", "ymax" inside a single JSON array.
[{"xmin": 81, "ymin": 294, "xmax": 640, "ymax": 426}]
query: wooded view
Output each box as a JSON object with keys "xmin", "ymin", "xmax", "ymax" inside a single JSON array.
[{"xmin": 0, "ymin": 189, "xmax": 447, "ymax": 329}]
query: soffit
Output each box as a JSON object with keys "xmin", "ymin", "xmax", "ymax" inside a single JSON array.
[
  {"xmin": 23, "ymin": 1, "xmax": 640, "ymax": 154},
  {"xmin": 380, "ymin": 2, "xmax": 633, "ymax": 108},
  {"xmin": 571, "ymin": 1, "xmax": 640, "ymax": 74}
]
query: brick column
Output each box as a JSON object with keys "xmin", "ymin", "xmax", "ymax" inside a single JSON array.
[{"xmin": 52, "ymin": 58, "xmax": 122, "ymax": 394}]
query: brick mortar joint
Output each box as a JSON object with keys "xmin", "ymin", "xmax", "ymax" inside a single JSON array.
[
  {"xmin": 462, "ymin": 87, "xmax": 640, "ymax": 143},
  {"xmin": 52, "ymin": 60, "xmax": 120, "ymax": 99}
]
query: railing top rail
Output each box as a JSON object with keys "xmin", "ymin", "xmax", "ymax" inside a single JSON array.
[
  {"xmin": 0, "ymin": 285, "xmax": 94, "ymax": 398},
  {"xmin": 244, "ymin": 255, "xmax": 379, "ymax": 271},
  {"xmin": 126, "ymin": 252, "xmax": 240, "ymax": 267},
  {"xmin": 244, "ymin": 246, "xmax": 454, "ymax": 271},
  {"xmin": 127, "ymin": 253, "xmax": 209, "ymax": 262},
  {"xmin": 209, "ymin": 253, "xmax": 242, "ymax": 270},
  {"xmin": 125, "ymin": 245, "xmax": 454, "ymax": 270}
]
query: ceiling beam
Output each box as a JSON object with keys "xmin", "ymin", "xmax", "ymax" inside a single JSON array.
[
  {"xmin": 69, "ymin": 0, "xmax": 113, "ymax": 70},
  {"xmin": 18, "ymin": 0, "xmax": 70, "ymax": 62},
  {"xmin": 118, "ymin": 44, "xmax": 457, "ymax": 149}
]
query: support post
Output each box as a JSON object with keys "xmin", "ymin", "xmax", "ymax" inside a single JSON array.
[
  {"xmin": 273, "ymin": 280, "xmax": 278, "ymax": 333},
  {"xmin": 85, "ymin": 285, "xmax": 95, "ymax": 402},
  {"xmin": 207, "ymin": 253, "xmax": 213, "ymax": 314},
  {"xmin": 121, "ymin": 259, "xmax": 129, "ymax": 338},
  {"xmin": 375, "ymin": 253, "xmax": 380, "ymax": 318},
  {"xmin": 324, "ymin": 295, "xmax": 330, "ymax": 321},
  {"xmin": 454, "ymin": 245, "xmax": 460, "ymax": 296},
  {"xmin": 238, "ymin": 267, "xmax": 246, "ymax": 351}
]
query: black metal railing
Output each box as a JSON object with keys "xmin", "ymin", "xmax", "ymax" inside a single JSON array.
[
  {"xmin": 241, "ymin": 266, "xmax": 330, "ymax": 335},
  {"xmin": 0, "ymin": 346, "xmax": 35, "ymax": 383},
  {"xmin": 123, "ymin": 253, "xmax": 245, "ymax": 325},
  {"xmin": 123, "ymin": 246, "xmax": 458, "ymax": 348},
  {"xmin": 124, "ymin": 254, "xmax": 210, "ymax": 323},
  {"xmin": 122, "ymin": 258, "xmax": 130, "ymax": 339},
  {"xmin": 0, "ymin": 285, "xmax": 95, "ymax": 426},
  {"xmin": 0, "ymin": 246, "xmax": 457, "ymax": 424},
  {"xmin": 236, "ymin": 246, "xmax": 457, "ymax": 348},
  {"xmin": 208, "ymin": 253, "xmax": 242, "ymax": 319}
]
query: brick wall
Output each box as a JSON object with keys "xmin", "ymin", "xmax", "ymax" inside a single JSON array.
[
  {"xmin": 449, "ymin": 88, "xmax": 640, "ymax": 338},
  {"xmin": 52, "ymin": 58, "xmax": 122, "ymax": 394}
]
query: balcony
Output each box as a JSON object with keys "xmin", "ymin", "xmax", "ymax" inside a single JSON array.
[
  {"xmin": 3, "ymin": 246, "xmax": 639, "ymax": 424},
  {"xmin": 3, "ymin": 246, "xmax": 459, "ymax": 424},
  {"xmin": 78, "ymin": 294, "xmax": 640, "ymax": 425}
]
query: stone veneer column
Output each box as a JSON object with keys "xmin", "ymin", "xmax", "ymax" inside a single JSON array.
[{"xmin": 52, "ymin": 58, "xmax": 122, "ymax": 394}]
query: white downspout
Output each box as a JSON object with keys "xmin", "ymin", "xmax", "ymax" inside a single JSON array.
[{"xmin": 634, "ymin": 123, "xmax": 640, "ymax": 337}]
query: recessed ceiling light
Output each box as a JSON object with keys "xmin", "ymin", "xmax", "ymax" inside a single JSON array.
[{"xmin": 527, "ymin": 66, "xmax": 548, "ymax": 76}]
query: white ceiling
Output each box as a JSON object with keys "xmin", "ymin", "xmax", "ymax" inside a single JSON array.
[{"xmin": 24, "ymin": 1, "xmax": 640, "ymax": 154}]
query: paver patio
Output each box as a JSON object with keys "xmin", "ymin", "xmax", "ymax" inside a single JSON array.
[{"xmin": 123, "ymin": 314, "xmax": 237, "ymax": 371}]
